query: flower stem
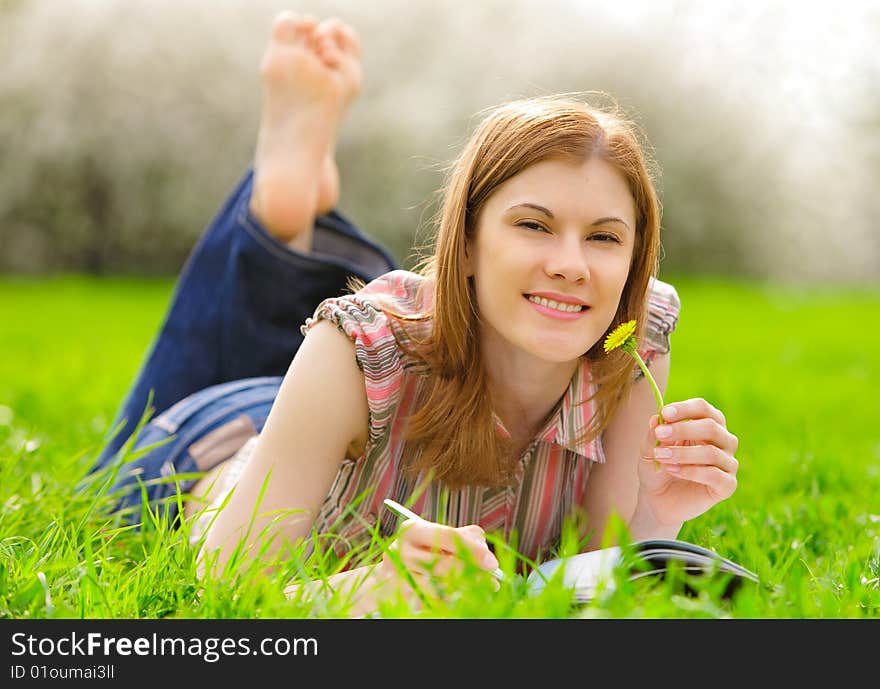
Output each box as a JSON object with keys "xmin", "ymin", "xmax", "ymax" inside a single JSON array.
[
  {"xmin": 632, "ymin": 350, "xmax": 665, "ymax": 425},
  {"xmin": 631, "ymin": 348, "xmax": 665, "ymax": 471}
]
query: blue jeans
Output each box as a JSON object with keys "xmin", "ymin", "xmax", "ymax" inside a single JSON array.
[{"xmin": 88, "ymin": 168, "xmax": 398, "ymax": 522}]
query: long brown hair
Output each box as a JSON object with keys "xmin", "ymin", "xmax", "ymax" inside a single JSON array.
[{"xmin": 383, "ymin": 94, "xmax": 661, "ymax": 489}]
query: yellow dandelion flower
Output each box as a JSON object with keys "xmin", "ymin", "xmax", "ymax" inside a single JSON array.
[
  {"xmin": 603, "ymin": 319, "xmax": 667, "ymax": 471},
  {"xmin": 603, "ymin": 319, "xmax": 638, "ymax": 353}
]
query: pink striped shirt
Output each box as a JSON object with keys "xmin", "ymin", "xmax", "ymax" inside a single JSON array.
[{"xmin": 290, "ymin": 270, "xmax": 681, "ymax": 568}]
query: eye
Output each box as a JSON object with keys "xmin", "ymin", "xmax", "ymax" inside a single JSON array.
[
  {"xmin": 517, "ymin": 221, "xmax": 550, "ymax": 233},
  {"xmin": 589, "ymin": 232, "xmax": 622, "ymax": 244}
]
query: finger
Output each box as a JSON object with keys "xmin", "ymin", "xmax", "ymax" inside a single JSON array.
[
  {"xmin": 661, "ymin": 463, "xmax": 738, "ymax": 498},
  {"xmin": 654, "ymin": 418, "xmax": 737, "ymax": 452},
  {"xmin": 456, "ymin": 524, "xmax": 488, "ymax": 546},
  {"xmin": 397, "ymin": 543, "xmax": 462, "ymax": 578},
  {"xmin": 400, "ymin": 520, "xmax": 459, "ymax": 552},
  {"xmin": 455, "ymin": 525, "xmax": 500, "ymax": 570},
  {"xmin": 651, "ymin": 444, "xmax": 739, "ymax": 474},
  {"xmin": 457, "ymin": 529, "xmax": 499, "ymax": 570},
  {"xmin": 402, "ymin": 521, "xmax": 496, "ymax": 568},
  {"xmin": 661, "ymin": 399, "xmax": 726, "ymax": 427},
  {"xmin": 398, "ymin": 540, "xmax": 500, "ymax": 579}
]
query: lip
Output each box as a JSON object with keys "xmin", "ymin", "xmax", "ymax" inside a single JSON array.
[
  {"xmin": 524, "ymin": 291, "xmax": 590, "ymax": 307},
  {"xmin": 523, "ymin": 294, "xmax": 590, "ymax": 321}
]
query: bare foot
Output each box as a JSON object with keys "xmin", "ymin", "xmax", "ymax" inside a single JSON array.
[
  {"xmin": 249, "ymin": 12, "xmax": 360, "ymax": 252},
  {"xmin": 313, "ymin": 18, "xmax": 363, "ymax": 216}
]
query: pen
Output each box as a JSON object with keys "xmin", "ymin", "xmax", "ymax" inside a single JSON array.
[{"xmin": 382, "ymin": 498, "xmax": 506, "ymax": 582}]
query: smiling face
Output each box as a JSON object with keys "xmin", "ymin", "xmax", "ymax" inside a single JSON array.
[{"xmin": 465, "ymin": 156, "xmax": 637, "ymax": 367}]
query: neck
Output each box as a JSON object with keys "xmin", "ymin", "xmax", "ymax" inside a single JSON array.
[{"xmin": 480, "ymin": 332, "xmax": 580, "ymax": 439}]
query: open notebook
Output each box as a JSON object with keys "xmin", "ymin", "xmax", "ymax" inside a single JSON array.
[{"xmin": 526, "ymin": 539, "xmax": 760, "ymax": 603}]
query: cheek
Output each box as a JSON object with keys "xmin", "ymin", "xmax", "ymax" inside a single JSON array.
[
  {"xmin": 610, "ymin": 251, "xmax": 634, "ymax": 291},
  {"xmin": 471, "ymin": 242, "xmax": 521, "ymax": 298},
  {"xmin": 613, "ymin": 268, "xmax": 632, "ymax": 301},
  {"xmin": 473, "ymin": 275, "xmax": 508, "ymax": 318},
  {"xmin": 595, "ymin": 262, "xmax": 633, "ymax": 320}
]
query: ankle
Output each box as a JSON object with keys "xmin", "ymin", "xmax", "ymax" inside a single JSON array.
[
  {"xmin": 315, "ymin": 156, "xmax": 340, "ymax": 215},
  {"xmin": 249, "ymin": 167, "xmax": 319, "ymax": 246}
]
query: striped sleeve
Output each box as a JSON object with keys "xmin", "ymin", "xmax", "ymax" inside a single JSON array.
[
  {"xmin": 636, "ymin": 277, "xmax": 681, "ymax": 376},
  {"xmin": 300, "ymin": 276, "xmax": 406, "ymax": 446}
]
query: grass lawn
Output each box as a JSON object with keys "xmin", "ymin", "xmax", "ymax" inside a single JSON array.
[{"xmin": 1, "ymin": 274, "xmax": 878, "ymax": 618}]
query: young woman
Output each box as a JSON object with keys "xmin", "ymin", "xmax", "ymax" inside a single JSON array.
[{"xmin": 89, "ymin": 12, "xmax": 739, "ymax": 614}]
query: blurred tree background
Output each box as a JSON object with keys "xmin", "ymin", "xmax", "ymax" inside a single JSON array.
[{"xmin": 0, "ymin": 0, "xmax": 877, "ymax": 282}]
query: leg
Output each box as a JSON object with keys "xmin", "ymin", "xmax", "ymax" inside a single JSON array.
[
  {"xmin": 250, "ymin": 13, "xmax": 363, "ymax": 251},
  {"xmin": 97, "ymin": 378, "xmax": 280, "ymax": 526},
  {"xmin": 91, "ymin": 14, "xmax": 397, "ymax": 472}
]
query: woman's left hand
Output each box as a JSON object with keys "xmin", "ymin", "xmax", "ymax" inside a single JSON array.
[{"xmin": 636, "ymin": 397, "xmax": 739, "ymax": 526}]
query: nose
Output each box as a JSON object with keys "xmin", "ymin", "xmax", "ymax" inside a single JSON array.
[{"xmin": 543, "ymin": 234, "xmax": 589, "ymax": 283}]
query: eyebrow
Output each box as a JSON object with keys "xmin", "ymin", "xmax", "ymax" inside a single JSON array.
[{"xmin": 507, "ymin": 203, "xmax": 631, "ymax": 231}]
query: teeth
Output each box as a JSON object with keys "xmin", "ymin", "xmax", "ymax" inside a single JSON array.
[{"xmin": 527, "ymin": 295, "xmax": 584, "ymax": 313}]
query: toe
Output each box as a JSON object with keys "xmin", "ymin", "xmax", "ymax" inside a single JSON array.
[
  {"xmin": 317, "ymin": 18, "xmax": 361, "ymax": 57},
  {"xmin": 315, "ymin": 34, "xmax": 342, "ymax": 68},
  {"xmin": 297, "ymin": 14, "xmax": 320, "ymax": 32},
  {"xmin": 271, "ymin": 11, "xmax": 300, "ymax": 43},
  {"xmin": 315, "ymin": 19, "xmax": 343, "ymax": 50},
  {"xmin": 337, "ymin": 23, "xmax": 362, "ymax": 58},
  {"xmin": 272, "ymin": 12, "xmax": 320, "ymax": 44},
  {"xmin": 316, "ymin": 18, "xmax": 344, "ymax": 35}
]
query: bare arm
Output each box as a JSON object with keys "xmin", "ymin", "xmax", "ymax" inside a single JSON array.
[
  {"xmin": 197, "ymin": 319, "xmax": 368, "ymax": 576},
  {"xmin": 196, "ymin": 318, "xmax": 500, "ymax": 616},
  {"xmin": 579, "ymin": 353, "xmax": 673, "ymax": 551}
]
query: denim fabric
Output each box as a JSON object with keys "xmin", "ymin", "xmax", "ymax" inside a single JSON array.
[
  {"xmin": 89, "ymin": 168, "xmax": 399, "ymax": 521},
  {"xmin": 104, "ymin": 377, "xmax": 280, "ymax": 522}
]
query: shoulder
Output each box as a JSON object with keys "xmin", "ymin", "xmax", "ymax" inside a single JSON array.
[
  {"xmin": 358, "ymin": 269, "xmax": 435, "ymax": 316},
  {"xmin": 648, "ymin": 276, "xmax": 680, "ymax": 312},
  {"xmin": 302, "ymin": 270, "xmax": 433, "ymax": 325},
  {"xmin": 647, "ymin": 277, "xmax": 681, "ymax": 326},
  {"xmin": 300, "ymin": 271, "xmax": 426, "ymax": 441},
  {"xmin": 635, "ymin": 277, "xmax": 681, "ymax": 376},
  {"xmin": 308, "ymin": 269, "xmax": 435, "ymax": 359},
  {"xmin": 303, "ymin": 267, "xmax": 432, "ymax": 340}
]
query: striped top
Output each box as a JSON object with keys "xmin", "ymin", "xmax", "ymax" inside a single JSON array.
[{"xmin": 273, "ymin": 269, "xmax": 681, "ymax": 567}]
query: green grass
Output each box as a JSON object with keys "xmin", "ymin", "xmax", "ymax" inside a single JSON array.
[{"xmin": 1, "ymin": 274, "xmax": 879, "ymax": 618}]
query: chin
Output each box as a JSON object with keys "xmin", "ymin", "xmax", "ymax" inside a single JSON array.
[{"xmin": 526, "ymin": 338, "xmax": 591, "ymax": 365}]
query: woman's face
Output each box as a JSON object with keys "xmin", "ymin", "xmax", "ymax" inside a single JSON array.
[{"xmin": 465, "ymin": 156, "xmax": 637, "ymax": 366}]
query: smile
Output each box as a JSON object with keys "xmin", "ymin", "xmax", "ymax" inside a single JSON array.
[{"xmin": 524, "ymin": 294, "xmax": 589, "ymax": 320}]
